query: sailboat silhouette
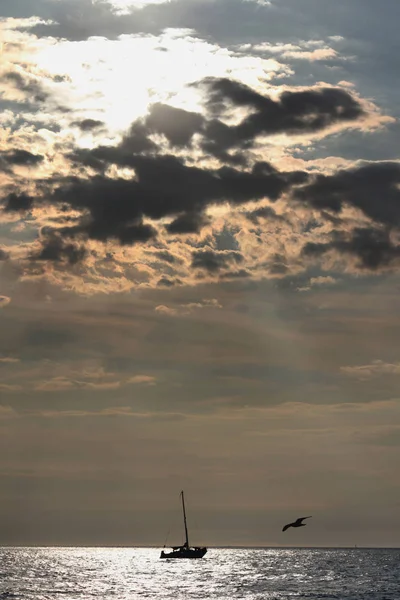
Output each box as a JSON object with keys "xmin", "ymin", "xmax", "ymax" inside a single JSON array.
[{"xmin": 160, "ymin": 491, "xmax": 207, "ymax": 559}]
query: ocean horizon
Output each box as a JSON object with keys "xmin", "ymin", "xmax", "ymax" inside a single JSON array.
[
  {"xmin": 1, "ymin": 544, "xmax": 399, "ymax": 549},
  {"xmin": 1, "ymin": 546, "xmax": 399, "ymax": 599}
]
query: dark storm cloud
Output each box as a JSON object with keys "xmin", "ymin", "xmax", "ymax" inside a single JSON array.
[
  {"xmin": 71, "ymin": 119, "xmax": 105, "ymax": 132},
  {"xmin": 3, "ymin": 193, "xmax": 34, "ymax": 212},
  {"xmin": 145, "ymin": 103, "xmax": 204, "ymax": 147},
  {"xmin": 0, "ymin": 150, "xmax": 44, "ymax": 167},
  {"xmin": 142, "ymin": 103, "xmax": 247, "ymax": 164},
  {"xmin": 157, "ymin": 277, "xmax": 177, "ymax": 287},
  {"xmin": 53, "ymin": 145, "xmax": 308, "ymax": 247},
  {"xmin": 294, "ymin": 162, "xmax": 400, "ymax": 227},
  {"xmin": 166, "ymin": 212, "xmax": 211, "ymax": 234},
  {"xmin": 32, "ymin": 233, "xmax": 87, "ymax": 265},
  {"xmin": 302, "ymin": 227, "xmax": 400, "ymax": 270},
  {"xmin": 192, "ymin": 249, "xmax": 244, "ymax": 273},
  {"xmin": 0, "ymin": 249, "xmax": 9, "ymax": 261},
  {"xmin": 69, "ymin": 122, "xmax": 157, "ymax": 171},
  {"xmin": 117, "ymin": 222, "xmax": 157, "ymax": 246},
  {"xmin": 134, "ymin": 103, "xmax": 247, "ymax": 165},
  {"xmin": 199, "ymin": 78, "xmax": 365, "ymax": 144},
  {"xmin": 140, "ymin": 82, "xmax": 366, "ymax": 161}
]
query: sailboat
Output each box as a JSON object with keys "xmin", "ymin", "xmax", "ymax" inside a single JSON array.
[{"xmin": 160, "ymin": 491, "xmax": 207, "ymax": 559}]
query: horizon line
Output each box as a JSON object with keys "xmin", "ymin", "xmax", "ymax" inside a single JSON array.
[{"xmin": 1, "ymin": 544, "xmax": 399, "ymax": 550}]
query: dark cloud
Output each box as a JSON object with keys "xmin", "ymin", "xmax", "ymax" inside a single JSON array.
[
  {"xmin": 3, "ymin": 193, "xmax": 34, "ymax": 212},
  {"xmin": 145, "ymin": 103, "xmax": 204, "ymax": 147},
  {"xmin": 157, "ymin": 277, "xmax": 177, "ymax": 287},
  {"xmin": 69, "ymin": 122, "xmax": 157, "ymax": 170},
  {"xmin": 198, "ymin": 78, "xmax": 365, "ymax": 146},
  {"xmin": 33, "ymin": 233, "xmax": 87, "ymax": 265},
  {"xmin": 142, "ymin": 103, "xmax": 248, "ymax": 164},
  {"xmin": 192, "ymin": 249, "xmax": 244, "ymax": 273},
  {"xmin": 0, "ymin": 149, "xmax": 44, "ymax": 167},
  {"xmin": 219, "ymin": 268, "xmax": 251, "ymax": 279},
  {"xmin": 245, "ymin": 205, "xmax": 287, "ymax": 224},
  {"xmin": 150, "ymin": 250, "xmax": 182, "ymax": 265},
  {"xmin": 2, "ymin": 71, "xmax": 48, "ymax": 103},
  {"xmin": 116, "ymin": 222, "xmax": 157, "ymax": 246},
  {"xmin": 119, "ymin": 122, "xmax": 158, "ymax": 154},
  {"xmin": 265, "ymin": 253, "xmax": 290, "ymax": 275},
  {"xmin": 115, "ymin": 81, "xmax": 368, "ymax": 167},
  {"xmin": 0, "ymin": 249, "xmax": 9, "ymax": 261},
  {"xmin": 54, "ymin": 146, "xmax": 307, "ymax": 247},
  {"xmin": 124, "ymin": 79, "xmax": 369, "ymax": 165},
  {"xmin": 302, "ymin": 227, "xmax": 400, "ymax": 270},
  {"xmin": 294, "ymin": 162, "xmax": 400, "ymax": 227},
  {"xmin": 71, "ymin": 119, "xmax": 105, "ymax": 132},
  {"xmin": 166, "ymin": 212, "xmax": 210, "ymax": 234}
]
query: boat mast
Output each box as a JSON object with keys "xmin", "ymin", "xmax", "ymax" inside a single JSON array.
[{"xmin": 181, "ymin": 490, "xmax": 189, "ymax": 548}]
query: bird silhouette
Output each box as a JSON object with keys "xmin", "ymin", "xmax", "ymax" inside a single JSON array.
[{"xmin": 282, "ymin": 516, "xmax": 312, "ymax": 532}]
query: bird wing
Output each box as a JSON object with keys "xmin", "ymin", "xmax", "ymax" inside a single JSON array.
[
  {"xmin": 297, "ymin": 516, "xmax": 312, "ymax": 524},
  {"xmin": 282, "ymin": 523, "xmax": 292, "ymax": 532}
]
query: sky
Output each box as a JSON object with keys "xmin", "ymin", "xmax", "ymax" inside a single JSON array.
[{"xmin": 0, "ymin": 0, "xmax": 400, "ymax": 548}]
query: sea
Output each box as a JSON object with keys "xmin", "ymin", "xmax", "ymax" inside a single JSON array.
[{"xmin": 0, "ymin": 547, "xmax": 399, "ymax": 600}]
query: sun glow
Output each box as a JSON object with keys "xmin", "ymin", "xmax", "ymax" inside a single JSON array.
[{"xmin": 20, "ymin": 27, "xmax": 287, "ymax": 135}]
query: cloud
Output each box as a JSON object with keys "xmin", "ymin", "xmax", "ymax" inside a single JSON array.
[
  {"xmin": 192, "ymin": 249, "xmax": 244, "ymax": 273},
  {"xmin": 32, "ymin": 233, "xmax": 87, "ymax": 266},
  {"xmin": 30, "ymin": 368, "xmax": 157, "ymax": 392},
  {"xmin": 0, "ymin": 405, "xmax": 18, "ymax": 419},
  {"xmin": 40, "ymin": 148, "xmax": 308, "ymax": 253},
  {"xmin": 309, "ymin": 276, "xmax": 337, "ymax": 287},
  {"xmin": 0, "ymin": 357, "xmax": 20, "ymax": 364},
  {"xmin": 145, "ymin": 102, "xmax": 204, "ymax": 147},
  {"xmin": 166, "ymin": 212, "xmax": 211, "ymax": 234},
  {"xmin": 71, "ymin": 119, "xmax": 105, "ymax": 132},
  {"xmin": 1, "ymin": 70, "xmax": 49, "ymax": 103},
  {"xmin": 245, "ymin": 205, "xmax": 287, "ymax": 224},
  {"xmin": 199, "ymin": 78, "xmax": 366, "ymax": 140},
  {"xmin": 341, "ymin": 360, "xmax": 400, "ymax": 380},
  {"xmin": 154, "ymin": 304, "xmax": 178, "ymax": 316},
  {"xmin": 302, "ymin": 227, "xmax": 400, "ymax": 271},
  {"xmin": 128, "ymin": 375, "xmax": 156, "ymax": 385},
  {"xmin": 0, "ymin": 149, "xmax": 44, "ymax": 168},
  {"xmin": 0, "ymin": 383, "xmax": 21, "ymax": 391},
  {"xmin": 0, "ymin": 10, "xmax": 397, "ymax": 294},
  {"xmin": 294, "ymin": 162, "xmax": 400, "ymax": 227},
  {"xmin": 0, "ymin": 296, "xmax": 11, "ymax": 308},
  {"xmin": 241, "ymin": 40, "xmax": 339, "ymax": 62},
  {"xmin": 3, "ymin": 193, "xmax": 34, "ymax": 212},
  {"xmin": 35, "ymin": 377, "xmax": 77, "ymax": 392},
  {"xmin": 155, "ymin": 298, "xmax": 223, "ymax": 316}
]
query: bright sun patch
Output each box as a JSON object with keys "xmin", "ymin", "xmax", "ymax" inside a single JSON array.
[{"xmin": 20, "ymin": 27, "xmax": 288, "ymax": 136}]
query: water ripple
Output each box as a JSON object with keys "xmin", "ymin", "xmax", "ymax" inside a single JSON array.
[{"xmin": 0, "ymin": 547, "xmax": 399, "ymax": 600}]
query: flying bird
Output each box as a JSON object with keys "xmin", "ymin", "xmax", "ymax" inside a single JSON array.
[{"xmin": 282, "ymin": 516, "xmax": 312, "ymax": 532}]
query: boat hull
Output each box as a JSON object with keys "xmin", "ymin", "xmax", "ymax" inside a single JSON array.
[{"xmin": 160, "ymin": 547, "xmax": 207, "ymax": 559}]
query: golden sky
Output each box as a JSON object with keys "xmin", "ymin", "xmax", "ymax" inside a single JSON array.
[{"xmin": 0, "ymin": 0, "xmax": 400, "ymax": 547}]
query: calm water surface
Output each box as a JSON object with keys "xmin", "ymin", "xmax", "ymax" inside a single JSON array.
[{"xmin": 1, "ymin": 547, "xmax": 399, "ymax": 600}]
